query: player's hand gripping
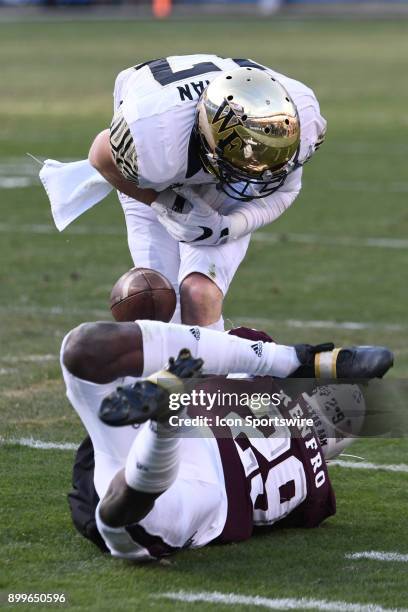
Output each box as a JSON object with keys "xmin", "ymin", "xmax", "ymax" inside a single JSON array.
[{"xmin": 151, "ymin": 186, "xmax": 231, "ymax": 246}]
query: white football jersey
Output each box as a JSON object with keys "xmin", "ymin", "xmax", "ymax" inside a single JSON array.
[{"xmin": 113, "ymin": 54, "xmax": 326, "ymax": 192}]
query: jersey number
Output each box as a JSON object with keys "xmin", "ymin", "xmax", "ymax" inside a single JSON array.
[
  {"xmin": 137, "ymin": 57, "xmax": 266, "ymax": 87},
  {"xmin": 222, "ymin": 409, "xmax": 305, "ymax": 523},
  {"xmin": 136, "ymin": 58, "xmax": 221, "ymax": 86}
]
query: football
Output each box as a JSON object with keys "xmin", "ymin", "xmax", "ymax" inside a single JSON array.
[{"xmin": 110, "ymin": 267, "xmax": 176, "ymax": 322}]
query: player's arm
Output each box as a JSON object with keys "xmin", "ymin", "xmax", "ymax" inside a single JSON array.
[
  {"xmin": 88, "ymin": 129, "xmax": 158, "ymax": 204},
  {"xmin": 150, "ymin": 173, "xmax": 301, "ymax": 246},
  {"xmin": 226, "ymin": 167, "xmax": 303, "ymax": 239}
]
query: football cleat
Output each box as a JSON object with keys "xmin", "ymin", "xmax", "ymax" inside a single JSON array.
[
  {"xmin": 99, "ymin": 349, "xmax": 203, "ymax": 427},
  {"xmin": 293, "ymin": 344, "xmax": 393, "ymax": 379},
  {"xmin": 166, "ymin": 348, "xmax": 204, "ymax": 379}
]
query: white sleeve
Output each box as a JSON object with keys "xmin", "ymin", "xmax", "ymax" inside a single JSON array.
[
  {"xmin": 297, "ymin": 94, "xmax": 327, "ymax": 165},
  {"xmin": 113, "ymin": 67, "xmax": 135, "ymax": 112},
  {"xmin": 226, "ymin": 167, "xmax": 303, "ymax": 239}
]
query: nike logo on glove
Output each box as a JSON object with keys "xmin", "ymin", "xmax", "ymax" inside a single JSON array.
[{"xmin": 181, "ymin": 226, "xmax": 213, "ymax": 243}]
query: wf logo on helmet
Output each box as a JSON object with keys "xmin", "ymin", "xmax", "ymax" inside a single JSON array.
[{"xmin": 211, "ymin": 99, "xmax": 246, "ymax": 153}]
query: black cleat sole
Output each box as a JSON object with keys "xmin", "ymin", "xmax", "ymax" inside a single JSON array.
[
  {"xmin": 99, "ymin": 381, "xmax": 169, "ymax": 427},
  {"xmin": 99, "ymin": 349, "xmax": 204, "ymax": 427}
]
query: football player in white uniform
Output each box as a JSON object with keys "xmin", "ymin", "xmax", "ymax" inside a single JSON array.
[
  {"xmin": 89, "ymin": 55, "xmax": 326, "ymax": 329},
  {"xmin": 61, "ymin": 318, "xmax": 392, "ymax": 560}
]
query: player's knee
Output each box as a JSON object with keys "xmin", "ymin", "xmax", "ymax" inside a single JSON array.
[
  {"xmin": 180, "ymin": 273, "xmax": 223, "ymax": 326},
  {"xmin": 62, "ymin": 322, "xmax": 108, "ymax": 381},
  {"xmin": 181, "ymin": 273, "xmax": 222, "ymax": 306},
  {"xmin": 63, "ymin": 321, "xmax": 142, "ymax": 383}
]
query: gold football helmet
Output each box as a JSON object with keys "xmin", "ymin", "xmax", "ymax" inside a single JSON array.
[{"xmin": 196, "ymin": 67, "xmax": 301, "ymax": 200}]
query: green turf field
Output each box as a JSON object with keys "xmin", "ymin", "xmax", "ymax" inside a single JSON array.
[{"xmin": 1, "ymin": 17, "xmax": 407, "ymax": 612}]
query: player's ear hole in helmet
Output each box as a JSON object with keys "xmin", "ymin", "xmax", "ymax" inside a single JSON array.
[{"xmin": 195, "ymin": 67, "xmax": 301, "ymax": 202}]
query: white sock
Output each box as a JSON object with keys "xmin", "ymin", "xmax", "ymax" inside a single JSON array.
[
  {"xmin": 137, "ymin": 319, "xmax": 300, "ymax": 378},
  {"xmin": 125, "ymin": 421, "xmax": 180, "ymax": 493}
]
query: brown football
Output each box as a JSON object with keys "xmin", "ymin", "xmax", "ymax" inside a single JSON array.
[{"xmin": 110, "ymin": 267, "xmax": 176, "ymax": 323}]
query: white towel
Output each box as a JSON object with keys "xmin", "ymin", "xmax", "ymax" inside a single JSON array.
[{"xmin": 39, "ymin": 159, "xmax": 113, "ymax": 231}]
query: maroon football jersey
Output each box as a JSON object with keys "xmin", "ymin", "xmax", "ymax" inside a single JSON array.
[{"xmin": 196, "ymin": 327, "xmax": 336, "ymax": 543}]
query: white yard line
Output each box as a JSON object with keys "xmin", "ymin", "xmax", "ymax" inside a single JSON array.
[
  {"xmin": 0, "ymin": 437, "xmax": 78, "ymax": 451},
  {"xmin": 1, "ymin": 354, "xmax": 57, "ymax": 364},
  {"xmin": 2, "ymin": 156, "xmax": 408, "ymax": 194},
  {"xmin": 0, "ymin": 177, "xmax": 37, "ymax": 188},
  {"xmin": 0, "ymin": 162, "xmax": 41, "ymax": 176},
  {"xmin": 0, "ymin": 304, "xmax": 108, "ymax": 318},
  {"xmin": 156, "ymin": 591, "xmax": 405, "ymax": 612},
  {"xmin": 0, "ymin": 221, "xmax": 407, "ymax": 250},
  {"xmin": 252, "ymin": 232, "xmax": 408, "ymax": 250},
  {"xmin": 0, "ymin": 223, "xmax": 123, "ymax": 236},
  {"xmin": 330, "ymin": 460, "xmax": 408, "ymax": 474},
  {"xmin": 0, "ymin": 368, "xmax": 17, "ymax": 376},
  {"xmin": 236, "ymin": 316, "xmax": 407, "ymax": 333},
  {"xmin": 1, "ymin": 438, "xmax": 408, "ymax": 478},
  {"xmin": 0, "ymin": 304, "xmax": 405, "ymax": 333},
  {"xmin": 346, "ymin": 552, "xmax": 408, "ymax": 563}
]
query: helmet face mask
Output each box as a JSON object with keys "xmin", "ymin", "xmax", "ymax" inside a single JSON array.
[
  {"xmin": 199, "ymin": 135, "xmax": 300, "ymax": 201},
  {"xmin": 196, "ymin": 67, "xmax": 301, "ymax": 201}
]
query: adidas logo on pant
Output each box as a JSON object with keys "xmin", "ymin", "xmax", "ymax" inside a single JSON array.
[
  {"xmin": 251, "ymin": 342, "xmax": 263, "ymax": 358},
  {"xmin": 189, "ymin": 327, "xmax": 201, "ymax": 341}
]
